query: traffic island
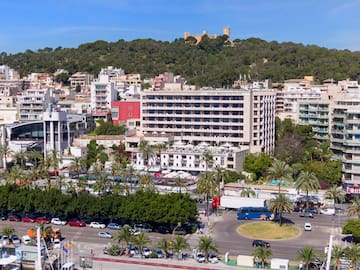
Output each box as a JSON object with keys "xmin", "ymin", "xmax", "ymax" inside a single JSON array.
[{"xmin": 237, "ymin": 221, "xmax": 300, "ymax": 240}]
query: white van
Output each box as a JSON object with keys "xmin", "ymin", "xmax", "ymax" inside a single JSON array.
[{"xmin": 320, "ymin": 208, "xmax": 335, "ymax": 215}]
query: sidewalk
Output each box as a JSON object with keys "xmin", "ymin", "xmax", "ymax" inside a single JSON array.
[{"xmin": 91, "ymin": 255, "xmax": 241, "ymax": 270}]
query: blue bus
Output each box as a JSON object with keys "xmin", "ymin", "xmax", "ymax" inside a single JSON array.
[{"xmin": 237, "ymin": 207, "xmax": 279, "ymax": 221}]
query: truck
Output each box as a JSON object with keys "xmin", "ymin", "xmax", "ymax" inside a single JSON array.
[{"xmin": 220, "ymin": 195, "xmax": 267, "ymax": 210}]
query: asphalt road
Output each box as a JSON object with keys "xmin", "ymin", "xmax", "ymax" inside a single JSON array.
[
  {"xmin": 0, "ymin": 210, "xmax": 351, "ymax": 262},
  {"xmin": 211, "ymin": 210, "xmax": 349, "ymax": 260}
]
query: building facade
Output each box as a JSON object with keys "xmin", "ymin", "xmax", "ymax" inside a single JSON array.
[
  {"xmin": 90, "ymin": 75, "xmax": 117, "ymax": 112},
  {"xmin": 111, "ymin": 101, "xmax": 140, "ymax": 126},
  {"xmin": 140, "ymin": 88, "xmax": 276, "ymax": 154}
]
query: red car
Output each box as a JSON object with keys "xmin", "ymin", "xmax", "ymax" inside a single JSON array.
[
  {"xmin": 68, "ymin": 220, "xmax": 86, "ymax": 227},
  {"xmin": 22, "ymin": 216, "xmax": 36, "ymax": 223},
  {"xmin": 35, "ymin": 217, "xmax": 51, "ymax": 224}
]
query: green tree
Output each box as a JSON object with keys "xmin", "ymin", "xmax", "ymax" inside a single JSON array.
[
  {"xmin": 295, "ymin": 171, "xmax": 320, "ymax": 209},
  {"xmin": 139, "ymin": 140, "xmax": 155, "ymax": 172},
  {"xmin": 268, "ymin": 193, "xmax": 293, "ymax": 226},
  {"xmin": 344, "ymin": 243, "xmax": 360, "ymax": 269},
  {"xmin": 170, "ymin": 236, "xmax": 189, "ymax": 260},
  {"xmin": 240, "ymin": 188, "xmax": 256, "ymax": 198},
  {"xmin": 0, "ymin": 142, "xmax": 12, "ymax": 171},
  {"xmin": 131, "ymin": 232, "xmax": 151, "ymax": 258},
  {"xmin": 296, "ymin": 246, "xmax": 318, "ymax": 270},
  {"xmin": 347, "ymin": 198, "xmax": 360, "ymax": 218},
  {"xmin": 157, "ymin": 238, "xmax": 171, "ymax": 259},
  {"xmin": 202, "ymin": 150, "xmax": 213, "ymax": 172},
  {"xmin": 197, "ymin": 236, "xmax": 218, "ymax": 263},
  {"xmin": 325, "ymin": 186, "xmax": 345, "ymax": 213},
  {"xmin": 2, "ymin": 226, "xmax": 15, "ymax": 240},
  {"xmin": 196, "ymin": 172, "xmax": 217, "ymax": 222},
  {"xmin": 69, "ymin": 157, "xmax": 87, "ymax": 178},
  {"xmin": 244, "ymin": 153, "xmax": 273, "ymax": 181},
  {"xmin": 267, "ymin": 160, "xmax": 292, "ymax": 194},
  {"xmin": 252, "ymin": 246, "xmax": 272, "ymax": 268},
  {"xmin": 331, "ymin": 246, "xmax": 344, "ymax": 270},
  {"xmin": 114, "ymin": 225, "xmax": 133, "ymax": 254}
]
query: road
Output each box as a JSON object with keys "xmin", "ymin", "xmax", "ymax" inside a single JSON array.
[
  {"xmin": 0, "ymin": 210, "xmax": 350, "ymax": 262},
  {"xmin": 211, "ymin": 210, "xmax": 349, "ymax": 260}
]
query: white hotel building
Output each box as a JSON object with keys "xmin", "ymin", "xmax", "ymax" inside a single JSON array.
[{"xmin": 140, "ymin": 88, "xmax": 276, "ymax": 154}]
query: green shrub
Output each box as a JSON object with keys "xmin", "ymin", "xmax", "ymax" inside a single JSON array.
[
  {"xmin": 342, "ymin": 219, "xmax": 360, "ymax": 237},
  {"xmin": 108, "ymin": 245, "xmax": 120, "ymax": 256}
]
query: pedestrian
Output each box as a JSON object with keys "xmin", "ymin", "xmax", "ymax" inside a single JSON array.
[{"xmin": 299, "ymin": 262, "xmax": 303, "ymax": 270}]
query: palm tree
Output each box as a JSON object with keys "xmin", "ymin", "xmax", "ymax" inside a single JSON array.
[
  {"xmin": 214, "ymin": 165, "xmax": 225, "ymax": 197},
  {"xmin": 196, "ymin": 172, "xmax": 217, "ymax": 222},
  {"xmin": 131, "ymin": 232, "xmax": 151, "ymax": 258},
  {"xmin": 69, "ymin": 157, "xmax": 86, "ymax": 178},
  {"xmin": 241, "ymin": 188, "xmax": 256, "ymax": 198},
  {"xmin": 252, "ymin": 246, "xmax": 272, "ymax": 268},
  {"xmin": 267, "ymin": 160, "xmax": 292, "ymax": 194},
  {"xmin": 114, "ymin": 225, "xmax": 133, "ymax": 254},
  {"xmin": 25, "ymin": 150, "xmax": 43, "ymax": 167},
  {"xmin": 175, "ymin": 177, "xmax": 188, "ymax": 193},
  {"xmin": 13, "ymin": 150, "xmax": 27, "ymax": 168},
  {"xmin": 170, "ymin": 236, "xmax": 189, "ymax": 260},
  {"xmin": 125, "ymin": 164, "xmax": 136, "ymax": 193},
  {"xmin": 344, "ymin": 243, "xmax": 360, "ymax": 269},
  {"xmin": 296, "ymin": 246, "xmax": 317, "ymax": 270},
  {"xmin": 139, "ymin": 140, "xmax": 155, "ymax": 173},
  {"xmin": 5, "ymin": 165, "xmax": 25, "ymax": 185},
  {"xmin": 331, "ymin": 246, "xmax": 344, "ymax": 270},
  {"xmin": 48, "ymin": 149, "xmax": 61, "ymax": 172},
  {"xmin": 197, "ymin": 236, "xmax": 218, "ymax": 263},
  {"xmin": 347, "ymin": 198, "xmax": 360, "ymax": 218},
  {"xmin": 2, "ymin": 226, "xmax": 15, "ymax": 240},
  {"xmin": 0, "ymin": 142, "xmax": 12, "ymax": 171},
  {"xmin": 153, "ymin": 143, "xmax": 166, "ymax": 171},
  {"xmin": 325, "ymin": 186, "xmax": 345, "ymax": 214},
  {"xmin": 295, "ymin": 171, "xmax": 320, "ymax": 209},
  {"xmin": 202, "ymin": 150, "xmax": 213, "ymax": 173},
  {"xmin": 138, "ymin": 174, "xmax": 155, "ymax": 192},
  {"xmin": 157, "ymin": 238, "xmax": 171, "ymax": 259},
  {"xmin": 268, "ymin": 193, "xmax": 293, "ymax": 226}
]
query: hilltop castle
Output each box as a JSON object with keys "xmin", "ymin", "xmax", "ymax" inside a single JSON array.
[{"xmin": 184, "ymin": 27, "xmax": 231, "ymax": 45}]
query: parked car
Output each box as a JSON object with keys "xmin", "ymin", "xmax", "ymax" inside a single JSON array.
[
  {"xmin": 252, "ymin": 240, "xmax": 270, "ymax": 248},
  {"xmin": 208, "ymin": 254, "xmax": 219, "ymax": 264},
  {"xmin": 154, "ymin": 249, "xmax": 164, "ymax": 258},
  {"xmin": 320, "ymin": 208, "xmax": 335, "ymax": 215},
  {"xmin": 154, "ymin": 225, "xmax": 171, "ymax": 234},
  {"xmin": 8, "ymin": 214, "xmax": 20, "ymax": 222},
  {"xmin": 51, "ymin": 217, "xmax": 67, "ymax": 226},
  {"xmin": 89, "ymin": 222, "xmax": 106, "ymax": 229},
  {"xmin": 53, "ymin": 238, "xmax": 61, "ymax": 249},
  {"xmin": 22, "ymin": 235, "xmax": 31, "ymax": 245},
  {"xmin": 305, "ymin": 208, "xmax": 318, "ymax": 214},
  {"xmin": 141, "ymin": 246, "xmax": 152, "ymax": 258},
  {"xmin": 98, "ymin": 232, "xmax": 113, "ymax": 239},
  {"xmin": 133, "ymin": 223, "xmax": 152, "ymax": 232},
  {"xmin": 107, "ymin": 223, "xmax": 121, "ymax": 230},
  {"xmin": 299, "ymin": 212, "xmax": 314, "ymax": 218},
  {"xmin": 35, "ymin": 216, "xmax": 51, "ymax": 224},
  {"xmin": 68, "ymin": 220, "xmax": 86, "ymax": 227},
  {"xmin": 173, "ymin": 227, "xmax": 187, "ymax": 235},
  {"xmin": 304, "ymin": 223, "xmax": 312, "ymax": 231},
  {"xmin": 10, "ymin": 235, "xmax": 21, "ymax": 245},
  {"xmin": 195, "ymin": 252, "xmax": 206, "ymax": 263},
  {"xmin": 22, "ymin": 216, "xmax": 36, "ymax": 223}
]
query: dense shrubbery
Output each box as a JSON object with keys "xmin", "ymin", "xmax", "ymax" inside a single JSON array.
[
  {"xmin": 1, "ymin": 37, "xmax": 360, "ymax": 87},
  {"xmin": 342, "ymin": 219, "xmax": 360, "ymax": 238},
  {"xmin": 0, "ymin": 185, "xmax": 197, "ymax": 224}
]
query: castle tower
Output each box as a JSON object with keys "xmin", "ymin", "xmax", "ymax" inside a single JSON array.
[{"xmin": 223, "ymin": 27, "xmax": 230, "ymax": 37}]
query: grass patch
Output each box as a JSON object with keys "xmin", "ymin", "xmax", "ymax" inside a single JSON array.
[{"xmin": 237, "ymin": 221, "xmax": 300, "ymax": 240}]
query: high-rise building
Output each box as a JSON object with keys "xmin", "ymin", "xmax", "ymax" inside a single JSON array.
[{"xmin": 140, "ymin": 88, "xmax": 276, "ymax": 154}]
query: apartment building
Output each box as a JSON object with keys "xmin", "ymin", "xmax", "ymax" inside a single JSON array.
[
  {"xmin": 16, "ymin": 88, "xmax": 53, "ymax": 122},
  {"xmin": 0, "ymin": 65, "xmax": 20, "ymax": 80},
  {"xmin": 298, "ymin": 101, "xmax": 330, "ymax": 141},
  {"xmin": 69, "ymin": 72, "xmax": 94, "ymax": 91},
  {"xmin": 331, "ymin": 97, "xmax": 360, "ymax": 193},
  {"xmin": 90, "ymin": 75, "xmax": 117, "ymax": 112},
  {"xmin": 111, "ymin": 100, "xmax": 140, "ymax": 126},
  {"xmin": 140, "ymin": 88, "xmax": 276, "ymax": 154}
]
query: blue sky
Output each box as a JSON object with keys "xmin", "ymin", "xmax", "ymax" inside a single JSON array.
[{"xmin": 1, "ymin": 0, "xmax": 360, "ymax": 54}]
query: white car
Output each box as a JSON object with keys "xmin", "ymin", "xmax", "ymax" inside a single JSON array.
[
  {"xmin": 320, "ymin": 208, "xmax": 335, "ymax": 215},
  {"xmin": 304, "ymin": 223, "xmax": 312, "ymax": 231},
  {"xmin": 208, "ymin": 254, "xmax": 219, "ymax": 264},
  {"xmin": 51, "ymin": 218, "xmax": 67, "ymax": 226},
  {"xmin": 53, "ymin": 238, "xmax": 61, "ymax": 249},
  {"xmin": 141, "ymin": 246, "xmax": 152, "ymax": 257},
  {"xmin": 90, "ymin": 222, "xmax": 106, "ymax": 229},
  {"xmin": 98, "ymin": 232, "xmax": 113, "ymax": 239}
]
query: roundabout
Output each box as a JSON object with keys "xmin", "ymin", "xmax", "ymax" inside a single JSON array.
[{"xmin": 236, "ymin": 221, "xmax": 301, "ymax": 240}]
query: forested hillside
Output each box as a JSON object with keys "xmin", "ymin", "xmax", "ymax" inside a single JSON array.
[{"xmin": 1, "ymin": 35, "xmax": 360, "ymax": 87}]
